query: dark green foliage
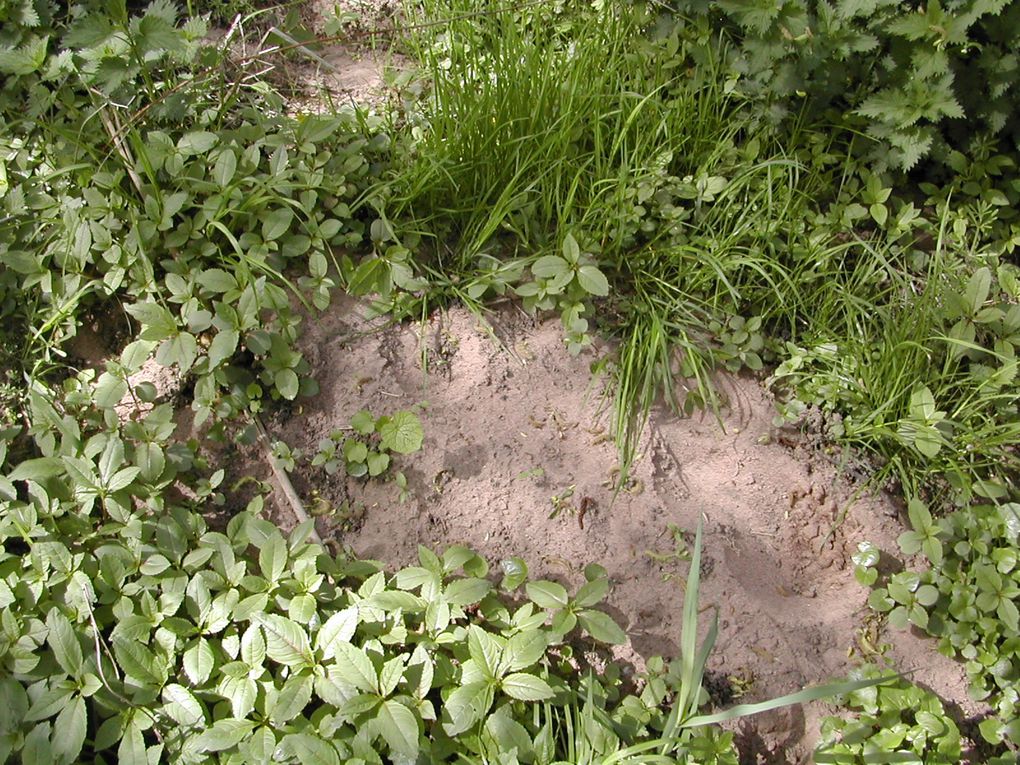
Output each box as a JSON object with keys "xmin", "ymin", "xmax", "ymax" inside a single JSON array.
[{"xmin": 668, "ymin": 0, "xmax": 1020, "ymax": 171}]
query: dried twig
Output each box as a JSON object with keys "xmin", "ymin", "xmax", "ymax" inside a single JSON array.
[{"xmin": 252, "ymin": 413, "xmax": 323, "ymax": 545}]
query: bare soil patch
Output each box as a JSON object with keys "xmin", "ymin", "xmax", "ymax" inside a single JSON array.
[{"xmin": 232, "ymin": 296, "xmax": 978, "ymax": 763}]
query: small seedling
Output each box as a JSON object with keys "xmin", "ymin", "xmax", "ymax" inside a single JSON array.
[
  {"xmin": 645, "ymin": 523, "xmax": 691, "ymax": 581},
  {"xmin": 311, "ymin": 407, "xmax": 424, "ymax": 483},
  {"xmin": 549, "ymin": 484, "xmax": 576, "ymax": 519}
]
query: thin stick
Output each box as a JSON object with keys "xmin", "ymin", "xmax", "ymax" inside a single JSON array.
[{"xmin": 252, "ymin": 413, "xmax": 323, "ymax": 545}]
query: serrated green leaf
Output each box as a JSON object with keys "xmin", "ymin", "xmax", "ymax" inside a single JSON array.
[
  {"xmin": 113, "ymin": 637, "xmax": 165, "ymax": 686},
  {"xmin": 53, "ymin": 694, "xmax": 86, "ymax": 765},
  {"xmin": 378, "ymin": 410, "xmax": 423, "ymax": 454},
  {"xmin": 193, "ymin": 718, "xmax": 255, "ymax": 753},
  {"xmin": 256, "ymin": 614, "xmax": 313, "ymax": 668},
  {"xmin": 445, "ymin": 577, "xmax": 492, "ymax": 606},
  {"xmin": 258, "ymin": 530, "xmax": 287, "ymax": 582},
  {"xmin": 577, "ymin": 265, "xmax": 609, "ymax": 297},
  {"xmin": 279, "ymin": 733, "xmax": 340, "ymax": 765},
  {"xmin": 46, "ymin": 610, "xmax": 83, "ymax": 676},
  {"xmin": 376, "ymin": 699, "xmax": 420, "ymax": 759},
  {"xmin": 502, "ymin": 672, "xmax": 554, "ymax": 701},
  {"xmin": 506, "ymin": 630, "xmax": 546, "ymax": 671},
  {"xmin": 316, "ymin": 606, "xmax": 359, "ymax": 659},
  {"xmin": 162, "ymin": 684, "xmax": 204, "ymax": 727},
  {"xmin": 443, "ymin": 681, "xmax": 493, "ymax": 736},
  {"xmin": 330, "ymin": 641, "xmax": 377, "ymax": 693},
  {"xmin": 183, "ymin": 638, "xmax": 215, "ymax": 685},
  {"xmin": 271, "ymin": 673, "xmax": 313, "ymax": 724},
  {"xmin": 526, "ymin": 580, "xmax": 569, "ymax": 609},
  {"xmin": 577, "ymin": 609, "xmax": 627, "ymax": 645}
]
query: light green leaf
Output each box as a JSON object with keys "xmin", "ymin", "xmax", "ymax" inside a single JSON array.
[
  {"xmin": 162, "ymin": 684, "xmax": 204, "ymax": 727},
  {"xmin": 46, "ymin": 610, "xmax": 83, "ymax": 676},
  {"xmin": 506, "ymin": 630, "xmax": 546, "ymax": 671},
  {"xmin": 445, "ymin": 577, "xmax": 492, "ymax": 606},
  {"xmin": 258, "ymin": 530, "xmax": 287, "ymax": 582},
  {"xmin": 378, "ymin": 410, "xmax": 424, "ymax": 454},
  {"xmin": 95, "ymin": 372, "xmax": 128, "ymax": 409},
  {"xmin": 275, "ymin": 368, "xmax": 300, "ymax": 400},
  {"xmin": 113, "ymin": 638, "xmax": 165, "ymax": 687},
  {"xmin": 526, "ymin": 581, "xmax": 569, "ymax": 609},
  {"xmin": 118, "ymin": 721, "xmax": 147, "ymax": 765},
  {"xmin": 178, "ymin": 131, "xmax": 218, "ymax": 155},
  {"xmin": 443, "ymin": 681, "xmax": 493, "ymax": 735},
  {"xmin": 206, "ymin": 329, "xmax": 238, "ymax": 369},
  {"xmin": 351, "ymin": 409, "xmax": 376, "ymax": 434},
  {"xmin": 376, "ymin": 699, "xmax": 420, "ymax": 760},
  {"xmin": 331, "ymin": 641, "xmax": 378, "ymax": 693},
  {"xmin": 576, "ymin": 265, "xmax": 609, "ymax": 297},
  {"xmin": 255, "ymin": 614, "xmax": 313, "ymax": 668},
  {"xmin": 271, "ymin": 673, "xmax": 313, "ymax": 724},
  {"xmin": 53, "ymin": 695, "xmax": 86, "ymax": 765},
  {"xmin": 501, "ymin": 672, "xmax": 554, "ymax": 701},
  {"xmin": 577, "ymin": 609, "xmax": 627, "ymax": 645},
  {"xmin": 193, "ymin": 718, "xmax": 255, "ymax": 753},
  {"xmin": 532, "ymin": 255, "xmax": 570, "ymax": 279},
  {"xmin": 263, "ymin": 208, "xmax": 294, "ymax": 242},
  {"xmin": 561, "ymin": 233, "xmax": 581, "ymax": 264},
  {"xmin": 183, "ymin": 638, "xmax": 215, "ymax": 685},
  {"xmin": 213, "ymin": 150, "xmax": 237, "ymax": 187},
  {"xmin": 197, "ymin": 268, "xmax": 238, "ymax": 293},
  {"xmin": 965, "ymin": 267, "xmax": 992, "ymax": 315},
  {"xmin": 366, "ymin": 451, "xmax": 390, "ymax": 476},
  {"xmin": 500, "ymin": 558, "xmax": 528, "ymax": 590},
  {"xmin": 468, "ymin": 625, "xmax": 503, "ymax": 680},
  {"xmin": 316, "ymin": 606, "xmax": 359, "ymax": 659},
  {"xmin": 279, "ymin": 733, "xmax": 340, "ymax": 765}
]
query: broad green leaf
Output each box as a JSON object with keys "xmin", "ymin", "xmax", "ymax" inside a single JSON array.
[
  {"xmin": 279, "ymin": 733, "xmax": 340, "ymax": 765},
  {"xmin": 351, "ymin": 409, "xmax": 376, "ymax": 434},
  {"xmin": 331, "ymin": 641, "xmax": 378, "ymax": 693},
  {"xmin": 162, "ymin": 684, "xmax": 204, "ymax": 727},
  {"xmin": 263, "ymin": 208, "xmax": 294, "ymax": 242},
  {"xmin": 206, "ymin": 329, "xmax": 238, "ymax": 369},
  {"xmin": 468, "ymin": 626, "xmax": 503, "ymax": 680},
  {"xmin": 531, "ymin": 255, "xmax": 570, "ymax": 280},
  {"xmin": 378, "ymin": 411, "xmax": 424, "ymax": 454},
  {"xmin": 178, "ymin": 131, "xmax": 218, "ymax": 155},
  {"xmin": 8, "ymin": 457, "xmax": 65, "ymax": 481},
  {"xmin": 21, "ymin": 723, "xmax": 52, "ymax": 765},
  {"xmin": 485, "ymin": 710, "xmax": 533, "ymax": 759},
  {"xmin": 577, "ymin": 265, "xmax": 609, "ymax": 297},
  {"xmin": 561, "ymin": 232, "xmax": 581, "ymax": 264},
  {"xmin": 965, "ymin": 267, "xmax": 992, "ymax": 315},
  {"xmin": 526, "ymin": 580, "xmax": 569, "ymax": 609},
  {"xmin": 574, "ymin": 577, "xmax": 610, "ymax": 608},
  {"xmin": 258, "ymin": 530, "xmax": 287, "ymax": 582},
  {"xmin": 578, "ymin": 609, "xmax": 627, "ymax": 645},
  {"xmin": 212, "ymin": 150, "xmax": 237, "ymax": 187},
  {"xmin": 443, "ymin": 681, "xmax": 493, "ymax": 736},
  {"xmin": 501, "ymin": 672, "xmax": 554, "ymax": 701},
  {"xmin": 500, "ymin": 558, "xmax": 528, "ymax": 590},
  {"xmin": 316, "ymin": 606, "xmax": 359, "ymax": 659},
  {"xmin": 255, "ymin": 614, "xmax": 313, "ymax": 668},
  {"xmin": 118, "ymin": 721, "xmax": 147, "ymax": 765},
  {"xmin": 113, "ymin": 637, "xmax": 166, "ymax": 687},
  {"xmin": 376, "ymin": 699, "xmax": 420, "ymax": 760},
  {"xmin": 275, "ymin": 368, "xmax": 300, "ymax": 400},
  {"xmin": 183, "ymin": 638, "xmax": 215, "ymax": 685},
  {"xmin": 506, "ymin": 630, "xmax": 546, "ymax": 671},
  {"xmin": 445, "ymin": 577, "xmax": 492, "ymax": 606},
  {"xmin": 271, "ymin": 673, "xmax": 313, "ymax": 724},
  {"xmin": 366, "ymin": 451, "xmax": 390, "ymax": 476},
  {"xmin": 46, "ymin": 610, "xmax": 83, "ymax": 676},
  {"xmin": 53, "ymin": 695, "xmax": 86, "ymax": 765},
  {"xmin": 95, "ymin": 372, "xmax": 128, "ymax": 409},
  {"xmin": 197, "ymin": 268, "xmax": 238, "ymax": 293},
  {"xmin": 193, "ymin": 718, "xmax": 255, "ymax": 753}
]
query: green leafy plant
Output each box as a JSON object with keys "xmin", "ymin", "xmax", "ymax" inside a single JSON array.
[{"xmin": 311, "ymin": 407, "xmax": 424, "ymax": 479}]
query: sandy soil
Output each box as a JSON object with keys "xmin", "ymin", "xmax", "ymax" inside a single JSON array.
[{"xmin": 236, "ymin": 296, "xmax": 978, "ymax": 764}]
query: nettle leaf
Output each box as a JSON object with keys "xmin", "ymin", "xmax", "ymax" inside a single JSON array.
[
  {"xmin": 378, "ymin": 410, "xmax": 424, "ymax": 454},
  {"xmin": 376, "ymin": 699, "xmax": 420, "ymax": 760},
  {"xmin": 331, "ymin": 641, "xmax": 378, "ymax": 693},
  {"xmin": 193, "ymin": 718, "xmax": 255, "ymax": 753},
  {"xmin": 315, "ymin": 606, "xmax": 359, "ymax": 659},
  {"xmin": 577, "ymin": 609, "xmax": 627, "ymax": 645},
  {"xmin": 271, "ymin": 673, "xmax": 313, "ymax": 724},
  {"xmin": 502, "ymin": 672, "xmax": 554, "ymax": 701},
  {"xmin": 526, "ymin": 580, "xmax": 569, "ymax": 609},
  {"xmin": 113, "ymin": 637, "xmax": 166, "ymax": 687},
  {"xmin": 255, "ymin": 614, "xmax": 313, "ymax": 668},
  {"xmin": 53, "ymin": 694, "xmax": 86, "ymax": 765},
  {"xmin": 162, "ymin": 684, "xmax": 205, "ymax": 727},
  {"xmin": 577, "ymin": 265, "xmax": 609, "ymax": 297},
  {"xmin": 445, "ymin": 577, "xmax": 492, "ymax": 606},
  {"xmin": 532, "ymin": 255, "xmax": 571, "ymax": 280},
  {"xmin": 183, "ymin": 636, "xmax": 215, "ymax": 685},
  {"xmin": 258, "ymin": 530, "xmax": 287, "ymax": 583},
  {"xmin": 468, "ymin": 626, "xmax": 504, "ymax": 680},
  {"xmin": 46, "ymin": 610, "xmax": 83, "ymax": 676},
  {"xmin": 279, "ymin": 733, "xmax": 341, "ymax": 765},
  {"xmin": 506, "ymin": 630, "xmax": 547, "ymax": 671},
  {"xmin": 443, "ymin": 681, "xmax": 494, "ymax": 735},
  {"xmin": 263, "ymin": 208, "xmax": 294, "ymax": 242}
]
